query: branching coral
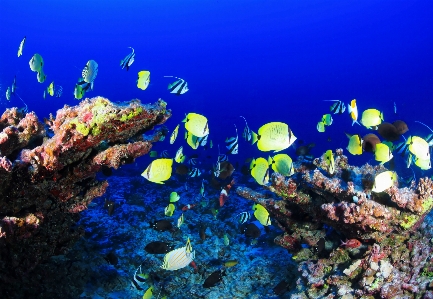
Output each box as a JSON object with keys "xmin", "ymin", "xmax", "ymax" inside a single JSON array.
[{"xmin": 0, "ymin": 97, "xmax": 170, "ymax": 295}]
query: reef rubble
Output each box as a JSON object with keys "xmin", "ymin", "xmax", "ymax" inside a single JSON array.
[
  {"xmin": 236, "ymin": 149, "xmax": 433, "ymax": 298},
  {"xmin": 0, "ymin": 97, "xmax": 170, "ymax": 296}
]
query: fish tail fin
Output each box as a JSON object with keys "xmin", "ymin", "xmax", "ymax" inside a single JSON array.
[
  {"xmin": 251, "ymin": 131, "xmax": 258, "ymax": 145},
  {"xmin": 352, "ymin": 120, "xmax": 360, "ymax": 126}
]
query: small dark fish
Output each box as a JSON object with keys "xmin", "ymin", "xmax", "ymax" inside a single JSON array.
[
  {"xmin": 240, "ymin": 165, "xmax": 250, "ymax": 176},
  {"xmin": 150, "ymin": 220, "xmax": 173, "ymax": 232},
  {"xmin": 295, "ymin": 143, "xmax": 315, "ymax": 156},
  {"xmin": 175, "ymin": 164, "xmax": 189, "ymax": 176},
  {"xmin": 199, "ymin": 225, "xmax": 207, "ymax": 240},
  {"xmin": 273, "ymin": 279, "xmax": 290, "ymax": 295},
  {"xmin": 377, "ymin": 122, "xmax": 400, "ymax": 141},
  {"xmin": 144, "ymin": 241, "xmax": 174, "ymax": 254},
  {"xmin": 362, "ymin": 133, "xmax": 381, "ymax": 152},
  {"xmin": 104, "ymin": 251, "xmax": 118, "ymax": 266},
  {"xmin": 104, "ymin": 199, "xmax": 115, "ymax": 216},
  {"xmin": 203, "ymin": 270, "xmax": 226, "ymax": 288},
  {"xmin": 218, "ymin": 161, "xmax": 235, "ymax": 180},
  {"xmin": 243, "ymin": 223, "xmax": 261, "ymax": 238},
  {"xmin": 312, "ymin": 237, "xmax": 326, "ymax": 254}
]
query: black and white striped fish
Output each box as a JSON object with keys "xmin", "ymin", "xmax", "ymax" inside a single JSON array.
[
  {"xmin": 188, "ymin": 167, "xmax": 201, "ymax": 177},
  {"xmin": 326, "ymin": 100, "xmax": 346, "ymax": 114},
  {"xmin": 187, "ymin": 158, "xmax": 199, "ymax": 166},
  {"xmin": 131, "ymin": 265, "xmax": 148, "ymax": 290},
  {"xmin": 82, "ymin": 60, "xmax": 98, "ymax": 84},
  {"xmin": 213, "ymin": 162, "xmax": 221, "ymax": 177},
  {"xmin": 218, "ymin": 154, "xmax": 228, "ymax": 162},
  {"xmin": 240, "ymin": 116, "xmax": 253, "ymax": 142},
  {"xmin": 236, "ymin": 212, "xmax": 251, "ymax": 224},
  {"xmin": 55, "ymin": 85, "xmax": 63, "ymax": 98},
  {"xmin": 164, "ymin": 76, "xmax": 189, "ymax": 95},
  {"xmin": 120, "ymin": 47, "xmax": 135, "ymax": 71},
  {"xmin": 225, "ymin": 124, "xmax": 238, "ymax": 154}
]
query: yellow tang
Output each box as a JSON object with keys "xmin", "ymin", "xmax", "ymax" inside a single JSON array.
[
  {"xmin": 164, "ymin": 203, "xmax": 175, "ymax": 217},
  {"xmin": 268, "ymin": 154, "xmax": 294, "ymax": 176},
  {"xmin": 406, "ymin": 136, "xmax": 429, "ymax": 160},
  {"xmin": 141, "ymin": 158, "xmax": 173, "ymax": 184},
  {"xmin": 37, "ymin": 70, "xmax": 46, "ymax": 83},
  {"xmin": 317, "ymin": 121, "xmax": 325, "ymax": 133},
  {"xmin": 251, "ymin": 122, "xmax": 297, "ymax": 152},
  {"xmin": 143, "ymin": 286, "xmax": 154, "ymax": 299},
  {"xmin": 17, "ymin": 36, "xmax": 26, "ymax": 57},
  {"xmin": 170, "ymin": 124, "xmax": 179, "ymax": 144},
  {"xmin": 29, "ymin": 53, "xmax": 44, "ymax": 72},
  {"xmin": 185, "ymin": 131, "xmax": 199, "ymax": 149},
  {"xmin": 323, "ymin": 150, "xmax": 335, "ymax": 175},
  {"xmin": 137, "ymin": 71, "xmax": 150, "ymax": 90},
  {"xmin": 183, "ymin": 113, "xmax": 209, "ymax": 137},
  {"xmin": 322, "ymin": 114, "xmax": 333, "ymax": 126},
  {"xmin": 346, "ymin": 133, "xmax": 363, "ymax": 155},
  {"xmin": 252, "ymin": 203, "xmax": 271, "ymax": 226},
  {"xmin": 47, "ymin": 81, "xmax": 55, "ymax": 96},
  {"xmin": 372, "ymin": 171, "xmax": 397, "ymax": 193},
  {"xmin": 414, "ymin": 157, "xmax": 431, "ymax": 170},
  {"xmin": 374, "ymin": 143, "xmax": 393, "ymax": 164},
  {"xmin": 169, "ymin": 191, "xmax": 180, "ymax": 202},
  {"xmin": 360, "ymin": 108, "xmax": 383, "ymax": 129},
  {"xmin": 250, "ymin": 157, "xmax": 269, "ymax": 185}
]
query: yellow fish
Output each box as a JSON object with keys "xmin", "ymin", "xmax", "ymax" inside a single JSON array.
[
  {"xmin": 360, "ymin": 108, "xmax": 383, "ymax": 129},
  {"xmin": 252, "ymin": 122, "xmax": 297, "ymax": 152},
  {"xmin": 185, "ymin": 131, "xmax": 200, "ymax": 149},
  {"xmin": 414, "ymin": 156, "xmax": 431, "ymax": 170},
  {"xmin": 372, "ymin": 171, "xmax": 397, "ymax": 193},
  {"xmin": 183, "ymin": 113, "xmax": 209, "ymax": 137},
  {"xmin": 268, "ymin": 154, "xmax": 294, "ymax": 176},
  {"xmin": 17, "ymin": 36, "xmax": 26, "ymax": 57},
  {"xmin": 321, "ymin": 114, "xmax": 333, "ymax": 126},
  {"xmin": 174, "ymin": 146, "xmax": 186, "ymax": 163},
  {"xmin": 170, "ymin": 124, "xmax": 179, "ymax": 144},
  {"xmin": 47, "ymin": 81, "xmax": 55, "ymax": 96},
  {"xmin": 323, "ymin": 150, "xmax": 335, "ymax": 175},
  {"xmin": 317, "ymin": 121, "xmax": 325, "ymax": 133},
  {"xmin": 250, "ymin": 157, "xmax": 269, "ymax": 185},
  {"xmin": 143, "ymin": 286, "xmax": 154, "ymax": 299},
  {"xmin": 347, "ymin": 99, "xmax": 360, "ymax": 126},
  {"xmin": 252, "ymin": 203, "xmax": 271, "ymax": 226},
  {"xmin": 170, "ymin": 192, "xmax": 180, "ymax": 202},
  {"xmin": 137, "ymin": 71, "xmax": 150, "ymax": 90},
  {"xmin": 141, "ymin": 158, "xmax": 173, "ymax": 184},
  {"xmin": 164, "ymin": 203, "xmax": 175, "ymax": 217},
  {"xmin": 346, "ymin": 133, "xmax": 363, "ymax": 155},
  {"xmin": 374, "ymin": 143, "xmax": 393, "ymax": 164},
  {"xmin": 406, "ymin": 136, "xmax": 430, "ymax": 160}
]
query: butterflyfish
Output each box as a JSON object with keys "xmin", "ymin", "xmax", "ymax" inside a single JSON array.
[
  {"xmin": 141, "ymin": 158, "xmax": 173, "ymax": 184},
  {"xmin": 170, "ymin": 191, "xmax": 180, "ymax": 202},
  {"xmin": 252, "ymin": 203, "xmax": 271, "ymax": 226},
  {"xmin": 414, "ymin": 156, "xmax": 431, "ymax": 170},
  {"xmin": 240, "ymin": 116, "xmax": 253, "ymax": 142},
  {"xmin": 360, "ymin": 108, "xmax": 383, "ymax": 129},
  {"xmin": 326, "ymin": 100, "xmax": 346, "ymax": 114},
  {"xmin": 251, "ymin": 122, "xmax": 297, "ymax": 152},
  {"xmin": 321, "ymin": 114, "xmax": 333, "ymax": 126},
  {"xmin": 347, "ymin": 99, "xmax": 360, "ymax": 126},
  {"xmin": 164, "ymin": 76, "xmax": 189, "ymax": 95},
  {"xmin": 17, "ymin": 36, "xmax": 26, "ymax": 57},
  {"xmin": 185, "ymin": 131, "xmax": 200, "ymax": 149},
  {"xmin": 164, "ymin": 203, "xmax": 175, "ymax": 217},
  {"xmin": 317, "ymin": 121, "xmax": 325, "ymax": 133},
  {"xmin": 374, "ymin": 143, "xmax": 393, "ymax": 164},
  {"xmin": 82, "ymin": 60, "xmax": 98, "ymax": 83},
  {"xmin": 225, "ymin": 124, "xmax": 238, "ymax": 154},
  {"xmin": 170, "ymin": 124, "xmax": 179, "ymax": 144},
  {"xmin": 346, "ymin": 133, "xmax": 363, "ymax": 155},
  {"xmin": 406, "ymin": 136, "xmax": 430, "ymax": 160},
  {"xmin": 161, "ymin": 238, "xmax": 195, "ymax": 270},
  {"xmin": 372, "ymin": 171, "xmax": 397, "ymax": 193},
  {"xmin": 175, "ymin": 146, "xmax": 186, "ymax": 163},
  {"xmin": 120, "ymin": 47, "xmax": 135, "ymax": 70},
  {"xmin": 137, "ymin": 71, "xmax": 150, "ymax": 90},
  {"xmin": 250, "ymin": 157, "xmax": 269, "ymax": 185},
  {"xmin": 74, "ymin": 83, "xmax": 85, "ymax": 100},
  {"xmin": 143, "ymin": 286, "xmax": 154, "ymax": 299},
  {"xmin": 268, "ymin": 154, "xmax": 294, "ymax": 176},
  {"xmin": 29, "ymin": 53, "xmax": 44, "ymax": 72},
  {"xmin": 183, "ymin": 113, "xmax": 209, "ymax": 137},
  {"xmin": 323, "ymin": 150, "xmax": 335, "ymax": 175},
  {"xmin": 47, "ymin": 82, "xmax": 55, "ymax": 96}
]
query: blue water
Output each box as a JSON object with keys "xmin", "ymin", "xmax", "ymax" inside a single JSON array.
[{"xmin": 1, "ymin": 0, "xmax": 433, "ymax": 297}]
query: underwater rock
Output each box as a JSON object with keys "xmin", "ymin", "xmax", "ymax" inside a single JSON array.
[{"xmin": 0, "ymin": 97, "xmax": 170, "ymax": 295}]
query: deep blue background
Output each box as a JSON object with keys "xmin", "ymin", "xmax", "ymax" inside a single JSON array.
[{"xmin": 1, "ymin": 0, "xmax": 432, "ymax": 169}]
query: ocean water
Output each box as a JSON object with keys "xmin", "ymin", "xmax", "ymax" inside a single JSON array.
[{"xmin": 1, "ymin": 0, "xmax": 433, "ymax": 298}]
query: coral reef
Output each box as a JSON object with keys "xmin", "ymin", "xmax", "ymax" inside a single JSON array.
[
  {"xmin": 236, "ymin": 149, "xmax": 433, "ymax": 297},
  {"xmin": 0, "ymin": 97, "xmax": 170, "ymax": 296}
]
